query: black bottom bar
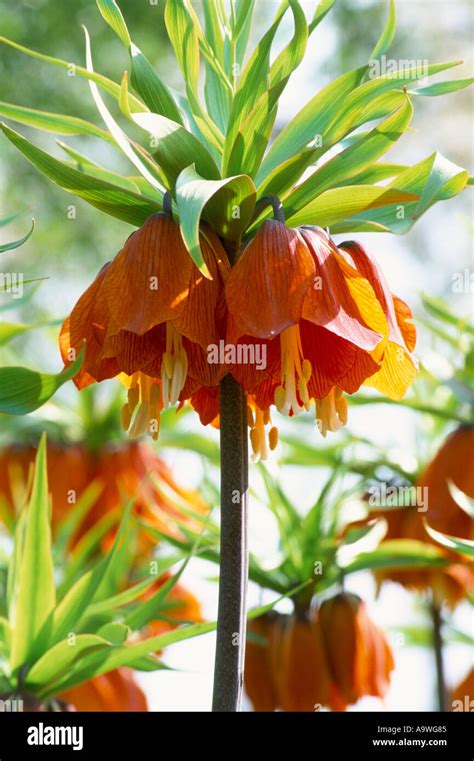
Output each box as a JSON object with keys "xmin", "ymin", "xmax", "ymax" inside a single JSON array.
[{"xmin": 0, "ymin": 711, "xmax": 472, "ymax": 759}]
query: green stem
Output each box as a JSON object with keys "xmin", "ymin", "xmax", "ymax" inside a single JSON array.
[
  {"xmin": 212, "ymin": 374, "xmax": 249, "ymax": 711},
  {"xmin": 431, "ymin": 600, "xmax": 447, "ymax": 712}
]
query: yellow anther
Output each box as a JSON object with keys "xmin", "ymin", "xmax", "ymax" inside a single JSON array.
[
  {"xmin": 269, "ymin": 426, "xmax": 279, "ymax": 451},
  {"xmin": 315, "ymin": 387, "xmax": 348, "ymax": 438},
  {"xmin": 247, "ymin": 404, "xmax": 255, "ymax": 428},
  {"xmin": 128, "ymin": 385, "xmax": 139, "ymax": 412},
  {"xmin": 302, "ymin": 359, "xmax": 312, "ymax": 383},
  {"xmin": 163, "ymin": 352, "xmax": 174, "ymax": 379},
  {"xmin": 150, "ymin": 382, "xmax": 161, "ymax": 407},
  {"xmin": 120, "ymin": 403, "xmax": 132, "ymax": 431},
  {"xmin": 250, "ymin": 427, "xmax": 260, "ymax": 457}
]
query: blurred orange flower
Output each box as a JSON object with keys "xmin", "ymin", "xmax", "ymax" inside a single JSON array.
[
  {"xmin": 244, "ymin": 595, "xmax": 394, "ymax": 712},
  {"xmin": 319, "ymin": 592, "xmax": 394, "ymax": 711},
  {"xmin": 0, "ymin": 439, "xmax": 207, "ymax": 550},
  {"xmin": 60, "ymin": 668, "xmax": 147, "ymax": 712}
]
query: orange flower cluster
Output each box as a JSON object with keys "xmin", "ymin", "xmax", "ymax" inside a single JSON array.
[
  {"xmin": 245, "ymin": 593, "xmax": 394, "ymax": 712},
  {"xmin": 60, "ymin": 668, "xmax": 147, "ymax": 712},
  {"xmin": 60, "ymin": 213, "xmax": 417, "ymax": 457},
  {"xmin": 0, "ymin": 439, "xmax": 207, "ymax": 549},
  {"xmin": 366, "ymin": 427, "xmax": 474, "ymax": 607}
]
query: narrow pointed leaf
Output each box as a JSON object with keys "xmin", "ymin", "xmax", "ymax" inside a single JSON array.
[
  {"xmin": 10, "ymin": 436, "xmax": 55, "ymax": 670},
  {"xmin": 1, "ymin": 124, "xmax": 162, "ymax": 225},
  {"xmin": 0, "ymin": 347, "xmax": 84, "ymax": 415}
]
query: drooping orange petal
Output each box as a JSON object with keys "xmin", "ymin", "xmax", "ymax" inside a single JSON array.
[
  {"xmin": 339, "ymin": 241, "xmax": 418, "ymax": 399},
  {"xmin": 393, "ymin": 295, "xmax": 416, "ymax": 352},
  {"xmin": 299, "ymin": 227, "xmax": 386, "ymax": 351},
  {"xmin": 171, "ymin": 225, "xmax": 230, "ymax": 349},
  {"xmin": 244, "ymin": 614, "xmax": 282, "ymax": 712},
  {"xmin": 299, "ymin": 320, "xmax": 379, "ymax": 399},
  {"xmin": 365, "ymin": 341, "xmax": 418, "ymax": 400},
  {"xmin": 60, "ymin": 264, "xmax": 119, "ymax": 388},
  {"xmin": 418, "ymin": 426, "xmax": 474, "ymax": 540},
  {"xmin": 101, "ymin": 324, "xmax": 166, "ymax": 375},
  {"xmin": 189, "ymin": 385, "xmax": 220, "ymax": 426},
  {"xmin": 279, "ymin": 615, "xmax": 332, "ymax": 712},
  {"xmin": 226, "ymin": 220, "xmax": 316, "ymax": 339},
  {"xmin": 102, "ymin": 214, "xmax": 193, "ymax": 335}
]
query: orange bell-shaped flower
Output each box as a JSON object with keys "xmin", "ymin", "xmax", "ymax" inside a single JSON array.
[
  {"xmin": 451, "ymin": 668, "xmax": 474, "ymax": 711},
  {"xmin": 318, "ymin": 592, "xmax": 395, "ymax": 710},
  {"xmin": 225, "ymin": 219, "xmax": 417, "ymax": 451},
  {"xmin": 244, "ymin": 612, "xmax": 283, "ymax": 712},
  {"xmin": 418, "ymin": 425, "xmax": 474, "ymax": 540},
  {"xmin": 60, "ymin": 212, "xmax": 229, "ymax": 440},
  {"xmin": 60, "ymin": 668, "xmax": 147, "ymax": 712},
  {"xmin": 278, "ymin": 611, "xmax": 333, "ymax": 712}
]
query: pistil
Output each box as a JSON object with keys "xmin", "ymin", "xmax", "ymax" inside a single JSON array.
[
  {"xmin": 315, "ymin": 387, "xmax": 348, "ymax": 438},
  {"xmin": 274, "ymin": 325, "xmax": 312, "ymax": 416},
  {"xmin": 161, "ymin": 322, "xmax": 188, "ymax": 408}
]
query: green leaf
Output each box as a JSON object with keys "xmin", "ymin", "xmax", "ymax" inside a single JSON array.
[
  {"xmin": 0, "ymin": 36, "xmax": 144, "ymax": 112},
  {"xmin": 224, "ymin": 2, "xmax": 289, "ymax": 165},
  {"xmin": 85, "ymin": 576, "xmax": 158, "ymax": 618},
  {"xmin": 447, "ymin": 481, "xmax": 474, "ymax": 518},
  {"xmin": 412, "ymin": 152, "xmax": 469, "ymax": 220},
  {"xmin": 0, "ymin": 100, "xmax": 113, "ymax": 143},
  {"xmin": 39, "ymin": 620, "xmax": 216, "ymax": 698},
  {"xmin": 56, "ymin": 142, "xmax": 149, "ymax": 196},
  {"xmin": 25, "ymin": 634, "xmax": 111, "ymax": 690},
  {"xmin": 336, "ymin": 151, "xmax": 469, "ymax": 233},
  {"xmin": 132, "ymin": 112, "xmax": 220, "ymax": 188},
  {"xmin": 202, "ymin": 0, "xmax": 231, "ymax": 132},
  {"xmin": 423, "ymin": 522, "xmax": 474, "ymax": 559},
  {"xmin": 257, "ymin": 65, "xmax": 367, "ymax": 184},
  {"xmin": 96, "ymin": 0, "xmax": 131, "ymax": 48},
  {"xmin": 97, "ymin": 622, "xmax": 130, "ymax": 645},
  {"xmin": 370, "ymin": 0, "xmax": 396, "ymax": 60},
  {"xmin": 0, "ymin": 346, "xmax": 84, "ymax": 416},
  {"xmin": 0, "ymin": 320, "xmax": 47, "ymax": 347},
  {"xmin": 176, "ymin": 165, "xmax": 256, "ymax": 274},
  {"xmin": 6, "ymin": 505, "xmax": 27, "ymax": 619},
  {"xmin": 232, "ymin": 0, "xmax": 256, "ymax": 68},
  {"xmin": 96, "ymin": 0, "xmax": 182, "ymax": 122},
  {"xmin": 225, "ymin": 0, "xmax": 308, "ymax": 177},
  {"xmin": 258, "ymin": 60, "xmax": 461, "ymax": 186},
  {"xmin": 164, "ymin": 0, "xmax": 224, "ymax": 155},
  {"xmin": 52, "ymin": 497, "xmax": 134, "ymax": 642},
  {"xmin": 343, "ymin": 539, "xmax": 449, "ymax": 574},
  {"xmin": 410, "ymin": 78, "xmax": 474, "ymax": 97},
  {"xmin": 9, "ymin": 436, "xmax": 55, "ymax": 671},
  {"xmin": 284, "ymin": 185, "xmax": 417, "ymax": 229},
  {"xmin": 130, "ymin": 44, "xmax": 183, "ymax": 123},
  {"xmin": 83, "ymin": 26, "xmax": 165, "ymax": 196},
  {"xmin": 1, "ymin": 124, "xmax": 162, "ymax": 226},
  {"xmin": 308, "ymin": 0, "xmax": 335, "ymax": 33},
  {"xmin": 0, "ymin": 219, "xmax": 34, "ymax": 253},
  {"xmin": 287, "ymin": 98, "xmax": 413, "ymax": 211}
]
